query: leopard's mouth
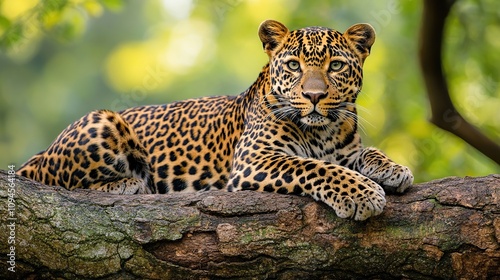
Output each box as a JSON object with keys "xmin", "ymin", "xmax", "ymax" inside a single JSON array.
[{"xmin": 300, "ymin": 111, "xmax": 332, "ymax": 126}]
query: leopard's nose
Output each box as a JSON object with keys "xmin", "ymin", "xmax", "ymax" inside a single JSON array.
[{"xmin": 302, "ymin": 91, "xmax": 327, "ymax": 105}]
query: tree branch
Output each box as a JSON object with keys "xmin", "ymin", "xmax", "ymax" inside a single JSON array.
[
  {"xmin": 1, "ymin": 170, "xmax": 499, "ymax": 279},
  {"xmin": 418, "ymin": 0, "xmax": 500, "ymax": 165}
]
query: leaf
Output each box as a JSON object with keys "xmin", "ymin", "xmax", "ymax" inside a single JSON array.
[
  {"xmin": 50, "ymin": 7, "xmax": 87, "ymax": 42},
  {"xmin": 0, "ymin": 14, "xmax": 12, "ymax": 30},
  {"xmin": 0, "ymin": 23, "xmax": 24, "ymax": 50},
  {"xmin": 41, "ymin": 10, "xmax": 62, "ymax": 29}
]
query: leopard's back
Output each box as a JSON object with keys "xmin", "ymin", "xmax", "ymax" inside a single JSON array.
[{"xmin": 119, "ymin": 95, "xmax": 246, "ymax": 193}]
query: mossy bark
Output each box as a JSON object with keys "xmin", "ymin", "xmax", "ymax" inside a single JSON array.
[{"xmin": 0, "ymin": 170, "xmax": 499, "ymax": 279}]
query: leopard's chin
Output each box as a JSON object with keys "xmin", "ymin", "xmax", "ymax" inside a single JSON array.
[{"xmin": 300, "ymin": 113, "xmax": 332, "ymax": 127}]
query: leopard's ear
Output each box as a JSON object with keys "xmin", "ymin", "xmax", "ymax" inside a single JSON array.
[
  {"xmin": 259, "ymin": 20, "xmax": 289, "ymax": 57},
  {"xmin": 343, "ymin": 23, "xmax": 376, "ymax": 63}
]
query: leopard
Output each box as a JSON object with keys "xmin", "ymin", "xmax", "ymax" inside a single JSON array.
[{"xmin": 17, "ymin": 20, "xmax": 414, "ymax": 221}]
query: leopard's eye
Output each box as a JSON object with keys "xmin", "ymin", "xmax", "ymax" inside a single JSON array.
[
  {"xmin": 287, "ymin": 60, "xmax": 301, "ymax": 71},
  {"xmin": 329, "ymin": 61, "xmax": 345, "ymax": 72}
]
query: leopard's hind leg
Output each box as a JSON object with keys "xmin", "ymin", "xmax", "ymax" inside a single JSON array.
[{"xmin": 18, "ymin": 110, "xmax": 155, "ymax": 194}]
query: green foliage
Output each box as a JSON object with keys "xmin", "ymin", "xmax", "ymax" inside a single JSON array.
[
  {"xmin": 0, "ymin": 0, "xmax": 498, "ymax": 181},
  {"xmin": 0, "ymin": 0, "xmax": 123, "ymax": 50}
]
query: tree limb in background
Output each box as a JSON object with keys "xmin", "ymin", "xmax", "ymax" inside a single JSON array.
[{"xmin": 418, "ymin": 0, "xmax": 500, "ymax": 165}]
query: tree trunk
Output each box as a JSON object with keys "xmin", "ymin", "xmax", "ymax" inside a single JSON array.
[{"xmin": 0, "ymin": 169, "xmax": 499, "ymax": 280}]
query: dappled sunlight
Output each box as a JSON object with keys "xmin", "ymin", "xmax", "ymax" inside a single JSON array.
[
  {"xmin": 161, "ymin": 0, "xmax": 193, "ymax": 20},
  {"xmin": 161, "ymin": 19, "xmax": 216, "ymax": 73},
  {"xmin": 379, "ymin": 132, "xmax": 415, "ymax": 170},
  {"xmin": 450, "ymin": 58, "xmax": 500, "ymax": 139},
  {"xmin": 407, "ymin": 119, "xmax": 433, "ymax": 139},
  {"xmin": 105, "ymin": 42, "xmax": 171, "ymax": 93},
  {"xmin": 0, "ymin": 0, "xmax": 38, "ymax": 21},
  {"xmin": 104, "ymin": 19, "xmax": 215, "ymax": 94},
  {"xmin": 245, "ymin": 0, "xmax": 298, "ymax": 22}
]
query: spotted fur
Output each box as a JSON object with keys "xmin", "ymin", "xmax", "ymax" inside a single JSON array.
[{"xmin": 17, "ymin": 20, "xmax": 413, "ymax": 220}]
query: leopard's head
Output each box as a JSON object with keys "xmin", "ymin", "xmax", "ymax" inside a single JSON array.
[{"xmin": 259, "ymin": 20, "xmax": 375, "ymax": 129}]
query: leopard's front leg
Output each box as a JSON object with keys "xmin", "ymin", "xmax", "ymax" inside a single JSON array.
[
  {"xmin": 228, "ymin": 152, "xmax": 386, "ymax": 221},
  {"xmin": 353, "ymin": 147, "xmax": 414, "ymax": 194}
]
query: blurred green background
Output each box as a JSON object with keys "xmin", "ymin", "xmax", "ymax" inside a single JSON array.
[{"xmin": 0, "ymin": 0, "xmax": 499, "ymax": 182}]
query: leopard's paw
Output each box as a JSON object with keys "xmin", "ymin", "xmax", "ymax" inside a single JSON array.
[
  {"xmin": 324, "ymin": 174, "xmax": 386, "ymax": 221},
  {"xmin": 361, "ymin": 162, "xmax": 414, "ymax": 194}
]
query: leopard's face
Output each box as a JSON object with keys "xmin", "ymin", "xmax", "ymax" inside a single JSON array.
[{"xmin": 260, "ymin": 21, "xmax": 375, "ymax": 129}]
